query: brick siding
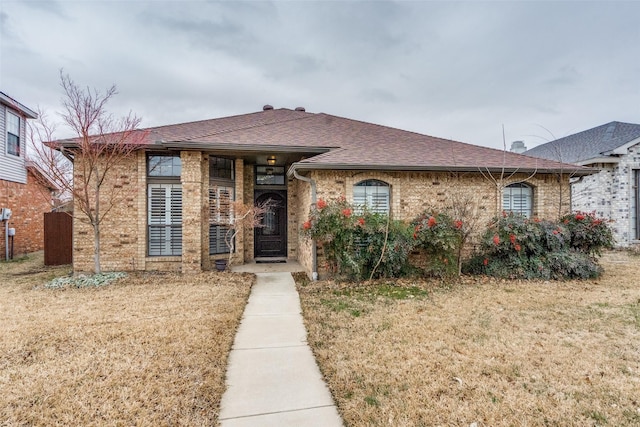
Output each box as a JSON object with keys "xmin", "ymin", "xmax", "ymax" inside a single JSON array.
[
  {"xmin": 70, "ymin": 149, "xmax": 571, "ymax": 276},
  {"xmin": 0, "ymin": 171, "xmax": 53, "ymax": 259}
]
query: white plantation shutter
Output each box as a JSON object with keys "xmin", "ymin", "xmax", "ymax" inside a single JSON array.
[
  {"xmin": 209, "ymin": 185, "xmax": 234, "ymax": 254},
  {"xmin": 503, "ymin": 184, "xmax": 532, "ymax": 218},
  {"xmin": 353, "ymin": 180, "xmax": 390, "ymax": 214},
  {"xmin": 148, "ymin": 183, "xmax": 182, "ymax": 256}
]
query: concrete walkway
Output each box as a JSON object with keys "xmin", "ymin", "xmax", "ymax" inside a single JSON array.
[{"xmin": 219, "ymin": 271, "xmax": 343, "ymax": 427}]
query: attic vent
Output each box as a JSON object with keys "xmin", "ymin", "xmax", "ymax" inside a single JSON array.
[
  {"xmin": 295, "ymin": 107, "xmax": 306, "ymax": 112},
  {"xmin": 263, "ymin": 104, "xmax": 274, "ymax": 111}
]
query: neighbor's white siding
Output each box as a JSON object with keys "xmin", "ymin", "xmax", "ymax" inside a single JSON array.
[{"xmin": 0, "ymin": 103, "xmax": 27, "ymax": 184}]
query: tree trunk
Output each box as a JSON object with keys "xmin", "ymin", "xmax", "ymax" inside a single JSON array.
[{"xmin": 93, "ymin": 166, "xmax": 101, "ymax": 273}]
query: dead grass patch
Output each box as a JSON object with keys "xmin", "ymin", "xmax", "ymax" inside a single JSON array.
[
  {"xmin": 0, "ymin": 252, "xmax": 253, "ymax": 426},
  {"xmin": 298, "ymin": 254, "xmax": 640, "ymax": 426}
]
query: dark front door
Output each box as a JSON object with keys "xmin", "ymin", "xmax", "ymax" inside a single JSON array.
[{"xmin": 255, "ymin": 191, "xmax": 287, "ymax": 258}]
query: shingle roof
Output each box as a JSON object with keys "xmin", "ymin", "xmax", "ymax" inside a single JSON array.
[
  {"xmin": 57, "ymin": 108, "xmax": 593, "ymax": 175},
  {"xmin": 524, "ymin": 121, "xmax": 640, "ymax": 164}
]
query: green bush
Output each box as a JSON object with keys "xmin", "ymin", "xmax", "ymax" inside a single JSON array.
[
  {"xmin": 464, "ymin": 212, "xmax": 612, "ymax": 280},
  {"xmin": 560, "ymin": 211, "xmax": 615, "ymax": 255},
  {"xmin": 411, "ymin": 212, "xmax": 462, "ymax": 277},
  {"xmin": 302, "ymin": 198, "xmax": 415, "ymax": 281}
]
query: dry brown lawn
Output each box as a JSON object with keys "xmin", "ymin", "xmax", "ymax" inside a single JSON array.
[
  {"xmin": 298, "ymin": 254, "xmax": 640, "ymax": 426},
  {"xmin": 0, "ymin": 252, "xmax": 253, "ymax": 426}
]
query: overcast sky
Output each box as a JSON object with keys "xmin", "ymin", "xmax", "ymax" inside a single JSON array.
[{"xmin": 1, "ymin": 0, "xmax": 638, "ymax": 150}]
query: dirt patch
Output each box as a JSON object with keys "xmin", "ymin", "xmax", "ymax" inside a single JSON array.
[
  {"xmin": 298, "ymin": 254, "xmax": 640, "ymax": 426},
  {"xmin": 0, "ymin": 252, "xmax": 253, "ymax": 425}
]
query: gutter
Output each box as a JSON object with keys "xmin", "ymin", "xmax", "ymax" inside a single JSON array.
[
  {"xmin": 288, "ymin": 162, "xmax": 599, "ymax": 177},
  {"xmin": 290, "ymin": 164, "xmax": 318, "ymax": 281}
]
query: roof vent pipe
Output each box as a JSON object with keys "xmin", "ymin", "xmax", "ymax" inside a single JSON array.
[
  {"xmin": 295, "ymin": 107, "xmax": 306, "ymax": 112},
  {"xmin": 263, "ymin": 104, "xmax": 274, "ymax": 111}
]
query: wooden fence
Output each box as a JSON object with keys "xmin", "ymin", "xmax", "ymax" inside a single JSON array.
[{"xmin": 44, "ymin": 212, "xmax": 72, "ymax": 265}]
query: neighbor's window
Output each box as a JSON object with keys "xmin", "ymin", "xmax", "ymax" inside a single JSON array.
[
  {"xmin": 6, "ymin": 112, "xmax": 20, "ymax": 156},
  {"xmin": 147, "ymin": 154, "xmax": 182, "ymax": 256},
  {"xmin": 503, "ymin": 183, "xmax": 533, "ymax": 218},
  {"xmin": 353, "ymin": 179, "xmax": 390, "ymax": 214},
  {"xmin": 210, "ymin": 157, "xmax": 235, "ymax": 255}
]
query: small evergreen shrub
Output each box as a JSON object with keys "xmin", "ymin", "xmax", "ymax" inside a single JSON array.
[
  {"xmin": 411, "ymin": 212, "xmax": 463, "ymax": 277},
  {"xmin": 464, "ymin": 212, "xmax": 612, "ymax": 280},
  {"xmin": 560, "ymin": 211, "xmax": 615, "ymax": 255},
  {"xmin": 302, "ymin": 198, "xmax": 414, "ymax": 281}
]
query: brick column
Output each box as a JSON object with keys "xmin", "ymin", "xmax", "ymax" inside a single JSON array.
[
  {"xmin": 181, "ymin": 151, "xmax": 205, "ymax": 274},
  {"xmin": 234, "ymin": 158, "xmax": 245, "ymax": 264}
]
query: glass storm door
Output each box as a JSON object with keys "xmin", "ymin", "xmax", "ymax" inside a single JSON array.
[{"xmin": 254, "ymin": 191, "xmax": 287, "ymax": 258}]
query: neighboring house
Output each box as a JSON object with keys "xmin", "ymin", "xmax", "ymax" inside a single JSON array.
[
  {"xmin": 54, "ymin": 106, "xmax": 593, "ymax": 276},
  {"xmin": 0, "ymin": 92, "xmax": 58, "ymax": 259},
  {"xmin": 525, "ymin": 121, "xmax": 640, "ymax": 247}
]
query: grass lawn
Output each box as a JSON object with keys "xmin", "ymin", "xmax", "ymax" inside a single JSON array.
[
  {"xmin": 0, "ymin": 252, "xmax": 253, "ymax": 426},
  {"xmin": 298, "ymin": 253, "xmax": 640, "ymax": 426}
]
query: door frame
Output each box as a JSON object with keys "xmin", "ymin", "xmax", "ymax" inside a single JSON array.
[{"xmin": 254, "ymin": 189, "xmax": 287, "ymax": 258}]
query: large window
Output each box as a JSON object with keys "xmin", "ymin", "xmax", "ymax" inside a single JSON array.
[
  {"xmin": 210, "ymin": 157, "xmax": 235, "ymax": 254},
  {"xmin": 147, "ymin": 155, "xmax": 182, "ymax": 256},
  {"xmin": 503, "ymin": 183, "xmax": 533, "ymax": 218},
  {"xmin": 6, "ymin": 112, "xmax": 20, "ymax": 157},
  {"xmin": 353, "ymin": 179, "xmax": 390, "ymax": 214}
]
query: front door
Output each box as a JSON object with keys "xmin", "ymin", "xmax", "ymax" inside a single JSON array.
[{"xmin": 254, "ymin": 191, "xmax": 287, "ymax": 258}]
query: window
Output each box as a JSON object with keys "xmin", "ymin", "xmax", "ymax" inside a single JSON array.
[
  {"xmin": 256, "ymin": 166, "xmax": 285, "ymax": 185},
  {"xmin": 147, "ymin": 155, "xmax": 182, "ymax": 256},
  {"xmin": 148, "ymin": 184, "xmax": 182, "ymax": 256},
  {"xmin": 210, "ymin": 157, "xmax": 234, "ymax": 180},
  {"xmin": 148, "ymin": 155, "xmax": 181, "ymax": 177},
  {"xmin": 6, "ymin": 112, "xmax": 20, "ymax": 156},
  {"xmin": 210, "ymin": 157, "xmax": 235, "ymax": 254},
  {"xmin": 353, "ymin": 179, "xmax": 390, "ymax": 214},
  {"xmin": 503, "ymin": 183, "xmax": 533, "ymax": 218},
  {"xmin": 209, "ymin": 185, "xmax": 234, "ymax": 254}
]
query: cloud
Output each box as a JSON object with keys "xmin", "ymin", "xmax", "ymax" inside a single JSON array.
[{"xmin": 1, "ymin": 1, "xmax": 638, "ymax": 149}]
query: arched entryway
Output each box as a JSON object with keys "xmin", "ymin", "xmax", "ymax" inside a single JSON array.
[{"xmin": 254, "ymin": 191, "xmax": 287, "ymax": 258}]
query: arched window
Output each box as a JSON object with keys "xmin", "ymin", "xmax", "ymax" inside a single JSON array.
[
  {"xmin": 353, "ymin": 179, "xmax": 390, "ymax": 214},
  {"xmin": 503, "ymin": 183, "xmax": 533, "ymax": 218}
]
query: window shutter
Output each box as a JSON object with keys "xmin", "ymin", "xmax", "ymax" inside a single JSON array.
[
  {"xmin": 148, "ymin": 184, "xmax": 182, "ymax": 256},
  {"xmin": 209, "ymin": 185, "xmax": 234, "ymax": 254},
  {"xmin": 353, "ymin": 180, "xmax": 390, "ymax": 214},
  {"xmin": 503, "ymin": 184, "xmax": 532, "ymax": 218}
]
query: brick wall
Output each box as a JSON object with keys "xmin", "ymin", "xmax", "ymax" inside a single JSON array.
[
  {"xmin": 0, "ymin": 171, "xmax": 53, "ymax": 259},
  {"xmin": 72, "ymin": 154, "xmax": 142, "ymax": 272},
  {"xmin": 572, "ymin": 146, "xmax": 640, "ymax": 246},
  {"xmin": 293, "ymin": 169, "xmax": 571, "ymax": 278}
]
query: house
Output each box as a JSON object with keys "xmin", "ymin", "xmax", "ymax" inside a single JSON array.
[
  {"xmin": 55, "ymin": 106, "xmax": 593, "ymax": 276},
  {"xmin": 0, "ymin": 92, "xmax": 59, "ymax": 260},
  {"xmin": 525, "ymin": 121, "xmax": 640, "ymax": 247}
]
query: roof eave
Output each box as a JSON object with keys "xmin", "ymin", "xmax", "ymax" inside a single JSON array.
[
  {"xmin": 576, "ymin": 156, "xmax": 620, "ymax": 166},
  {"xmin": 0, "ymin": 92, "xmax": 38, "ymax": 119},
  {"xmin": 287, "ymin": 162, "xmax": 597, "ymax": 177}
]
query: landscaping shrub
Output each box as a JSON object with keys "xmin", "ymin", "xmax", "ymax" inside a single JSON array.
[
  {"xmin": 560, "ymin": 211, "xmax": 615, "ymax": 255},
  {"xmin": 411, "ymin": 212, "xmax": 462, "ymax": 277},
  {"xmin": 302, "ymin": 198, "xmax": 414, "ymax": 281},
  {"xmin": 464, "ymin": 212, "xmax": 612, "ymax": 280}
]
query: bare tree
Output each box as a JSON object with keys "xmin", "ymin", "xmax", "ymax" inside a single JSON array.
[
  {"xmin": 478, "ymin": 125, "xmax": 538, "ymax": 217},
  {"xmin": 29, "ymin": 72, "xmax": 147, "ymax": 273},
  {"xmin": 210, "ymin": 195, "xmax": 273, "ymax": 269},
  {"xmin": 442, "ymin": 190, "xmax": 485, "ymax": 276},
  {"xmin": 527, "ymin": 125, "xmax": 585, "ymax": 219}
]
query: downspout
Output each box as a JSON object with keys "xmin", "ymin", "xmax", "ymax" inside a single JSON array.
[{"xmin": 292, "ymin": 166, "xmax": 318, "ymax": 280}]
